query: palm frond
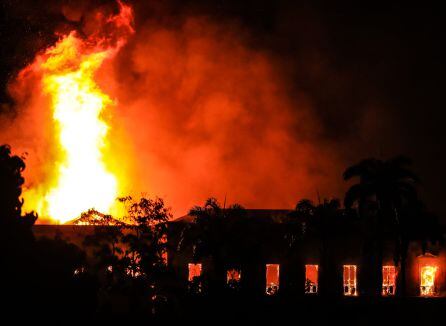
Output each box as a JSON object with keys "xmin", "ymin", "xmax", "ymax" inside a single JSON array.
[
  {"xmin": 343, "ymin": 158, "xmax": 376, "ymax": 180},
  {"xmin": 344, "ymin": 184, "xmax": 367, "ymax": 208}
]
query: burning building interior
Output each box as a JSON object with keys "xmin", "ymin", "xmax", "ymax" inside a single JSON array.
[
  {"xmin": 31, "ymin": 206, "xmax": 446, "ymax": 300},
  {"xmin": 1, "ymin": 0, "xmax": 446, "ymax": 322}
]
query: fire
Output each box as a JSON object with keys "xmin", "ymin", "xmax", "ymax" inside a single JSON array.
[
  {"xmin": 41, "ymin": 35, "xmax": 117, "ymax": 223},
  {"xmin": 4, "ymin": 0, "xmax": 344, "ymax": 220},
  {"xmin": 22, "ymin": 1, "xmax": 134, "ymax": 224},
  {"xmin": 420, "ymin": 265, "xmax": 437, "ymax": 296}
]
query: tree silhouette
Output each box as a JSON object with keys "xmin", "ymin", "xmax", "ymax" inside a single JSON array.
[
  {"xmin": 0, "ymin": 144, "xmax": 37, "ymax": 304},
  {"xmin": 285, "ymin": 199, "xmax": 311, "ymax": 251},
  {"xmin": 119, "ymin": 196, "xmax": 171, "ymax": 287},
  {"xmin": 81, "ymin": 209, "xmax": 125, "ymax": 274},
  {"xmin": 182, "ymin": 198, "xmax": 246, "ymax": 295},
  {"xmin": 343, "ymin": 156, "xmax": 419, "ymax": 297},
  {"xmin": 290, "ymin": 198, "xmax": 349, "ymax": 297},
  {"xmin": 81, "ymin": 197, "xmax": 172, "ymax": 314},
  {"xmin": 0, "ymin": 144, "xmax": 37, "ymax": 230},
  {"xmin": 35, "ymin": 235, "xmax": 87, "ymax": 309}
]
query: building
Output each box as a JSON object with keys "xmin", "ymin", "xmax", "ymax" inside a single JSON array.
[{"xmin": 33, "ymin": 209, "xmax": 446, "ymax": 298}]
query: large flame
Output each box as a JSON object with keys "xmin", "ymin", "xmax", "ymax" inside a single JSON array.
[
  {"xmin": 420, "ymin": 265, "xmax": 437, "ymax": 296},
  {"xmin": 3, "ymin": 0, "xmax": 345, "ymax": 221},
  {"xmin": 42, "ymin": 34, "xmax": 117, "ymax": 223},
  {"xmin": 22, "ymin": 1, "xmax": 134, "ymax": 224}
]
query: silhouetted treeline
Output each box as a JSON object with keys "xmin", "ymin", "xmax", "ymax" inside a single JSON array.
[
  {"xmin": 0, "ymin": 144, "xmax": 173, "ymax": 316},
  {"xmin": 0, "ymin": 143, "xmax": 443, "ymax": 318}
]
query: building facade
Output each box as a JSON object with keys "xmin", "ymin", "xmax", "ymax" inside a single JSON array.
[{"xmin": 33, "ymin": 209, "xmax": 446, "ymax": 298}]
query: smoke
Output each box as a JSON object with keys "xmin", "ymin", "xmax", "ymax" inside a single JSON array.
[
  {"xmin": 100, "ymin": 6, "xmax": 347, "ymax": 215},
  {"xmin": 1, "ymin": 1, "xmax": 357, "ymax": 218}
]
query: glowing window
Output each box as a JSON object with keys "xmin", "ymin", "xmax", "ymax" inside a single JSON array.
[
  {"xmin": 266, "ymin": 264, "xmax": 280, "ymax": 295},
  {"xmin": 343, "ymin": 265, "xmax": 357, "ymax": 296},
  {"xmin": 382, "ymin": 266, "xmax": 396, "ymax": 296},
  {"xmin": 305, "ymin": 264, "xmax": 318, "ymax": 294},
  {"xmin": 420, "ymin": 265, "xmax": 438, "ymax": 296},
  {"xmin": 188, "ymin": 263, "xmax": 202, "ymax": 293},
  {"xmin": 227, "ymin": 269, "xmax": 241, "ymax": 289},
  {"xmin": 188, "ymin": 263, "xmax": 202, "ymax": 281}
]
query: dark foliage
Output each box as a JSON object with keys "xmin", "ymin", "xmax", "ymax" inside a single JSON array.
[
  {"xmin": 80, "ymin": 197, "xmax": 172, "ymax": 315},
  {"xmin": 0, "ymin": 145, "xmax": 36, "ymax": 304},
  {"xmin": 0, "ymin": 142, "xmax": 443, "ymax": 319},
  {"xmin": 0, "ymin": 144, "xmax": 87, "ymax": 313},
  {"xmin": 181, "ymin": 198, "xmax": 247, "ymax": 294},
  {"xmin": 343, "ymin": 156, "xmax": 441, "ymax": 297}
]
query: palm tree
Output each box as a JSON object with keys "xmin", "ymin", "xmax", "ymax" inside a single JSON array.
[
  {"xmin": 284, "ymin": 199, "xmax": 315, "ymax": 295},
  {"xmin": 289, "ymin": 198, "xmax": 346, "ymax": 297},
  {"xmin": 314, "ymin": 199, "xmax": 346, "ymax": 297},
  {"xmin": 286, "ymin": 199, "xmax": 315, "ymax": 248},
  {"xmin": 343, "ymin": 156, "xmax": 419, "ymax": 297},
  {"xmin": 183, "ymin": 198, "xmax": 246, "ymax": 295}
]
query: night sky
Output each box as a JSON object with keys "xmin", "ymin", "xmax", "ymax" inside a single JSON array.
[{"xmin": 1, "ymin": 0, "xmax": 445, "ymax": 218}]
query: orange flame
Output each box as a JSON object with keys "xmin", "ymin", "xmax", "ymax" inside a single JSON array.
[
  {"xmin": 420, "ymin": 265, "xmax": 437, "ymax": 296},
  {"xmin": 2, "ymin": 0, "xmax": 346, "ymax": 221},
  {"xmin": 22, "ymin": 1, "xmax": 134, "ymax": 224}
]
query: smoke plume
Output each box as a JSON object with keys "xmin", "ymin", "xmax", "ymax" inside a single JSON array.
[{"xmin": 1, "ymin": 1, "xmax": 356, "ymax": 219}]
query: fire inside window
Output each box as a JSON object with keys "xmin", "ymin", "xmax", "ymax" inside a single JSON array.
[
  {"xmin": 188, "ymin": 263, "xmax": 203, "ymax": 293},
  {"xmin": 420, "ymin": 265, "xmax": 438, "ymax": 296},
  {"xmin": 227, "ymin": 269, "xmax": 241, "ymax": 289},
  {"xmin": 266, "ymin": 264, "xmax": 280, "ymax": 295},
  {"xmin": 382, "ymin": 266, "xmax": 396, "ymax": 296},
  {"xmin": 305, "ymin": 264, "xmax": 318, "ymax": 294},
  {"xmin": 343, "ymin": 265, "xmax": 357, "ymax": 296}
]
